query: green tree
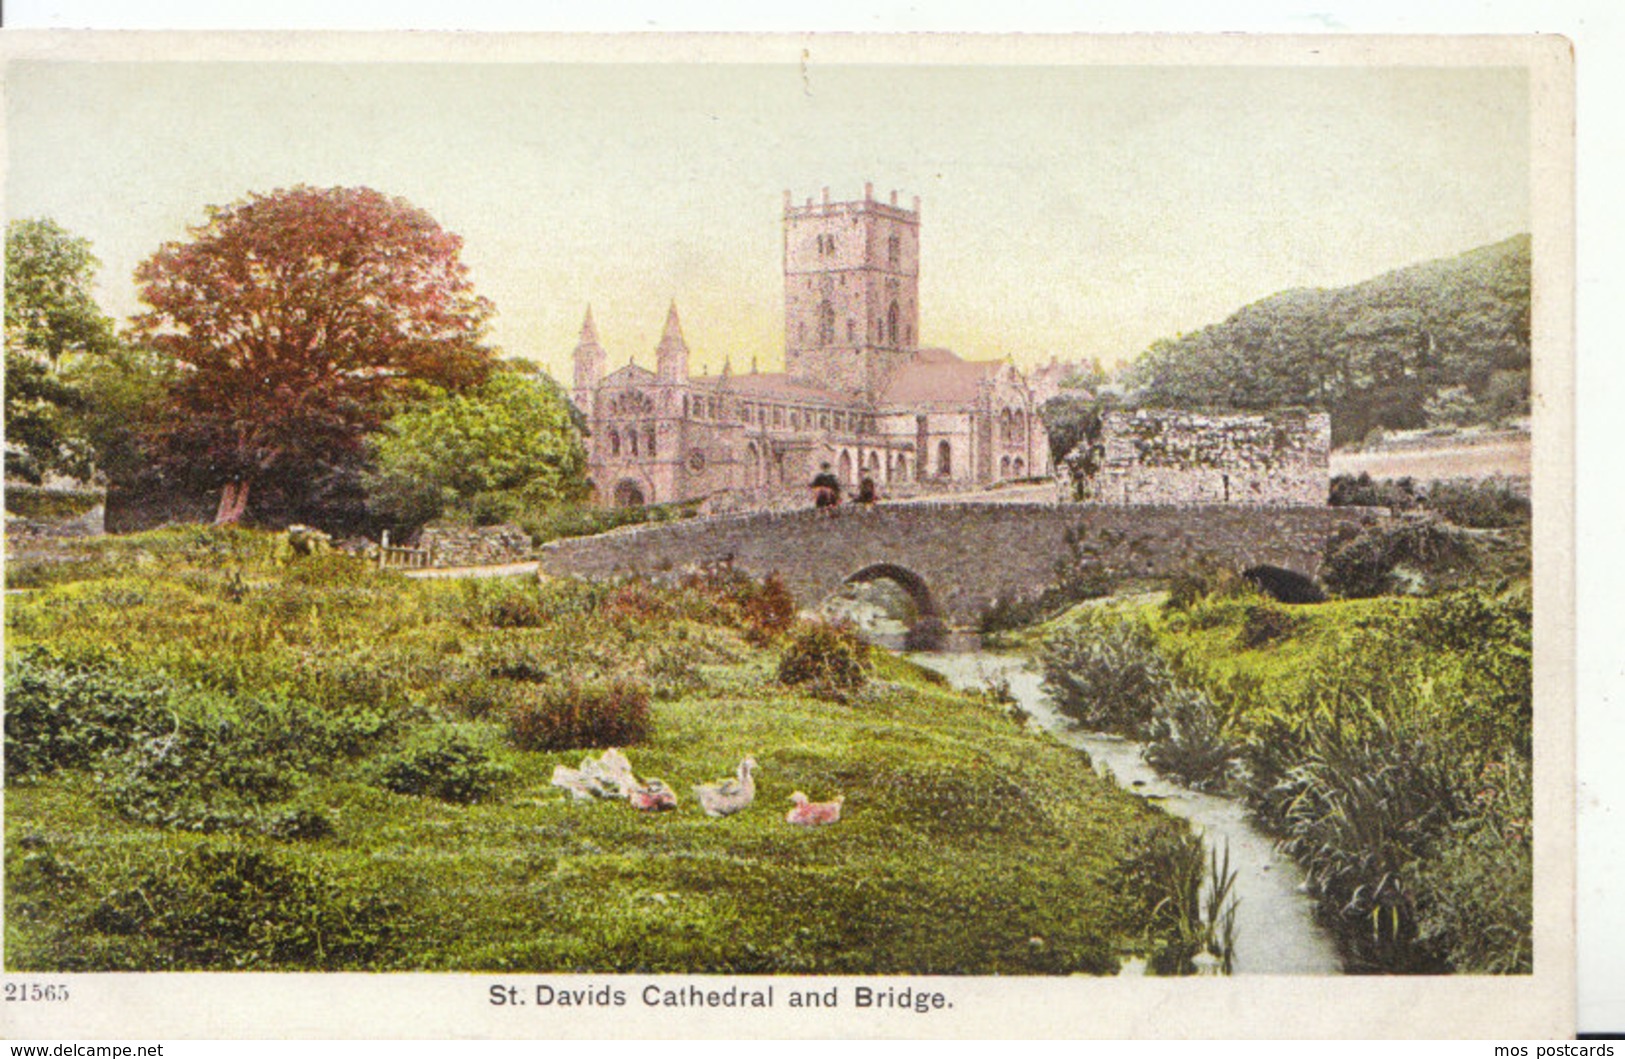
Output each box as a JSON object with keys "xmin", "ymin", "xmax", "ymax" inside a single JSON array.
[
  {"xmin": 133, "ymin": 186, "xmax": 496, "ymax": 525},
  {"xmin": 63, "ymin": 344, "xmax": 179, "ymax": 489},
  {"xmin": 4, "ymin": 351, "xmax": 88, "ymax": 484},
  {"xmin": 365, "ymin": 368, "xmax": 588, "ymax": 528},
  {"xmin": 5, "ymin": 218, "xmax": 116, "ymax": 367},
  {"xmin": 4, "ymin": 219, "xmax": 119, "ymax": 483}
]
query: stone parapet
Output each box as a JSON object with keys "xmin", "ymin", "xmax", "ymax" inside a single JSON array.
[{"xmin": 539, "ymin": 500, "xmax": 1385, "ymax": 627}]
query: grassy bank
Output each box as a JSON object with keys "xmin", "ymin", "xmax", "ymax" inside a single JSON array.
[
  {"xmin": 1035, "ymin": 576, "xmax": 1533, "ymax": 974},
  {"xmin": 6, "ymin": 528, "xmax": 1184, "ymax": 974}
]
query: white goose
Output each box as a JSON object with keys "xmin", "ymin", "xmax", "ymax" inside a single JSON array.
[{"xmin": 693, "ymin": 756, "xmax": 759, "ymax": 817}]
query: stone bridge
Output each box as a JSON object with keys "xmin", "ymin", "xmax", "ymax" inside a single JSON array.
[{"xmin": 536, "ymin": 501, "xmax": 1387, "ymax": 628}]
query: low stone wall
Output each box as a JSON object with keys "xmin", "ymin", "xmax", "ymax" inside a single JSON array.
[
  {"xmin": 417, "ymin": 523, "xmax": 534, "ymax": 567},
  {"xmin": 4, "ymin": 504, "xmax": 106, "ymax": 548}
]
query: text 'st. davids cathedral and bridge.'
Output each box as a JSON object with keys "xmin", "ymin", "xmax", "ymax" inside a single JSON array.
[{"xmin": 545, "ymin": 184, "xmax": 1367, "ymax": 625}]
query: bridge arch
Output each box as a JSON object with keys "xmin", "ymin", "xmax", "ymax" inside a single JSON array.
[
  {"xmin": 1242, "ymin": 563, "xmax": 1326, "ymax": 604},
  {"xmin": 843, "ymin": 562, "xmax": 939, "ymax": 620}
]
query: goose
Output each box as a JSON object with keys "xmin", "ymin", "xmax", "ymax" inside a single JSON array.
[
  {"xmin": 785, "ymin": 791, "xmax": 844, "ymax": 826},
  {"xmin": 629, "ymin": 778, "xmax": 679, "ymax": 812},
  {"xmin": 552, "ymin": 748, "xmax": 641, "ymax": 801},
  {"xmin": 693, "ymin": 756, "xmax": 759, "ymax": 817}
]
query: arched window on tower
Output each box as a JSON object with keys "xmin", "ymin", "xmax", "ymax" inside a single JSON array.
[
  {"xmin": 610, "ymin": 429, "xmax": 620, "ymax": 457},
  {"xmin": 888, "ymin": 233, "xmax": 901, "ymax": 268},
  {"xmin": 886, "ymin": 301, "xmax": 899, "ymax": 346},
  {"xmin": 937, "ymin": 440, "xmax": 952, "ymax": 478},
  {"xmin": 644, "ymin": 425, "xmax": 657, "ymax": 458},
  {"xmin": 818, "ymin": 300, "xmax": 835, "ymax": 348}
]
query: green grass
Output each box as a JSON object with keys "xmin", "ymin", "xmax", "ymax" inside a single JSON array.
[{"xmin": 6, "ymin": 528, "xmax": 1170, "ymax": 974}]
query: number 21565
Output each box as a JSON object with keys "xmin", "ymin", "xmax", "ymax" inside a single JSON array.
[{"xmin": 4, "ymin": 982, "xmax": 70, "ymax": 1002}]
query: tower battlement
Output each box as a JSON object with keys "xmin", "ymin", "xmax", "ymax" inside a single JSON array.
[{"xmin": 782, "ymin": 184, "xmax": 921, "ymax": 400}]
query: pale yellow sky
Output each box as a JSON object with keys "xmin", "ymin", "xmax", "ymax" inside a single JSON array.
[{"xmin": 5, "ymin": 59, "xmax": 1529, "ymax": 380}]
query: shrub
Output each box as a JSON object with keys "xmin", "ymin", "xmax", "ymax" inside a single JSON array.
[
  {"xmin": 104, "ymin": 692, "xmax": 386, "ymax": 832},
  {"xmin": 1409, "ymin": 757, "xmax": 1532, "ymax": 973},
  {"xmin": 1116, "ymin": 820, "xmax": 1237, "ymax": 975},
  {"xmin": 596, "ymin": 578, "xmax": 673, "ymax": 623},
  {"xmin": 978, "ymin": 594, "xmax": 1048, "ymax": 635},
  {"xmin": 1407, "ymin": 586, "xmax": 1533, "ymax": 760},
  {"xmin": 1143, "ymin": 685, "xmax": 1235, "ymax": 791},
  {"xmin": 1329, "ymin": 473, "xmax": 1421, "ymax": 511},
  {"xmin": 1038, "ymin": 617, "xmax": 1171, "ymax": 734},
  {"xmin": 518, "ymin": 499, "xmax": 702, "ymax": 545},
  {"xmin": 370, "ymin": 727, "xmax": 510, "ymax": 804},
  {"xmin": 1162, "ymin": 556, "xmax": 1250, "ymax": 613},
  {"xmin": 83, "ymin": 844, "xmax": 397, "ymax": 970},
  {"xmin": 1422, "ymin": 479, "xmax": 1531, "ymax": 529},
  {"xmin": 109, "ymin": 728, "xmax": 303, "ymax": 833},
  {"xmin": 731, "ymin": 572, "xmax": 799, "ymax": 644},
  {"xmin": 1267, "ymin": 700, "xmax": 1459, "ymax": 972},
  {"xmin": 259, "ymin": 806, "xmax": 336, "ymax": 841},
  {"xmin": 4, "ymin": 484, "xmax": 105, "ymax": 520},
  {"xmin": 503, "ymin": 679, "xmax": 653, "ymax": 752},
  {"xmin": 1237, "ymin": 603, "xmax": 1298, "ymax": 649},
  {"xmin": 903, "ymin": 615, "xmax": 948, "ymax": 651},
  {"xmin": 3, "ymin": 650, "xmax": 176, "ymax": 779},
  {"xmin": 978, "ymin": 530, "xmax": 1118, "ymax": 633},
  {"xmin": 461, "ymin": 575, "xmax": 605, "ymax": 628},
  {"xmin": 777, "ymin": 621, "xmax": 871, "ymax": 700},
  {"xmin": 486, "ymin": 586, "xmax": 551, "ymax": 628},
  {"xmin": 1320, "ymin": 517, "xmax": 1474, "ymax": 598}
]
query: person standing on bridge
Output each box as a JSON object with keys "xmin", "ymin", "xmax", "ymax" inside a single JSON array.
[
  {"xmin": 810, "ymin": 462, "xmax": 842, "ymax": 515},
  {"xmin": 857, "ymin": 475, "xmax": 879, "ymax": 508}
]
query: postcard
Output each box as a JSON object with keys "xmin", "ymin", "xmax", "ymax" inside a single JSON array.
[{"xmin": 0, "ymin": 31, "xmax": 1574, "ymax": 1039}]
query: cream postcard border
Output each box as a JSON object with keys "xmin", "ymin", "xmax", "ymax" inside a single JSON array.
[{"xmin": 0, "ymin": 30, "xmax": 1575, "ymax": 1039}]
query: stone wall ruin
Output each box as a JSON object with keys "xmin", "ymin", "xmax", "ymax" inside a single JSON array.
[{"xmin": 1061, "ymin": 409, "xmax": 1330, "ymax": 507}]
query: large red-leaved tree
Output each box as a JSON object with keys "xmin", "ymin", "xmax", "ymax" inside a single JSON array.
[{"xmin": 134, "ymin": 185, "xmax": 496, "ymax": 524}]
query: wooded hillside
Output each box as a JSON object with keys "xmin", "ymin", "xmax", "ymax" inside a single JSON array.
[{"xmin": 1124, "ymin": 235, "xmax": 1530, "ymax": 446}]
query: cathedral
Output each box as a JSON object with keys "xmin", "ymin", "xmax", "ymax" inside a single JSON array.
[{"xmin": 571, "ymin": 185, "xmax": 1074, "ymax": 510}]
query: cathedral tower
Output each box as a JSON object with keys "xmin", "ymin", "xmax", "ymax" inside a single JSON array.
[{"xmin": 783, "ymin": 183, "xmax": 921, "ymax": 401}]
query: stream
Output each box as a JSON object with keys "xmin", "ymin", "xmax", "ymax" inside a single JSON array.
[
  {"xmin": 821, "ymin": 581, "xmax": 1343, "ymax": 974},
  {"xmin": 894, "ymin": 632, "xmax": 1344, "ymax": 975}
]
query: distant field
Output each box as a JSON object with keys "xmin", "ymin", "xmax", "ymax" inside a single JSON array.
[{"xmin": 1331, "ymin": 433, "xmax": 1531, "ymax": 483}]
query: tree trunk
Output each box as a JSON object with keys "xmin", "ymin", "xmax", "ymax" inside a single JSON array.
[{"xmin": 214, "ymin": 480, "xmax": 251, "ymax": 525}]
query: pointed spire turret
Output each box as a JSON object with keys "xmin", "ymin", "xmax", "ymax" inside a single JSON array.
[
  {"xmin": 578, "ymin": 305, "xmax": 602, "ymax": 347},
  {"xmin": 572, "ymin": 303, "xmax": 607, "ymax": 405},
  {"xmin": 657, "ymin": 301, "xmax": 687, "ymax": 355},
  {"xmin": 656, "ymin": 300, "xmax": 689, "ymax": 385}
]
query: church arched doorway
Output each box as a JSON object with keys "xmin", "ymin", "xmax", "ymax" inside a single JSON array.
[{"xmin": 612, "ymin": 479, "xmax": 647, "ymax": 508}]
